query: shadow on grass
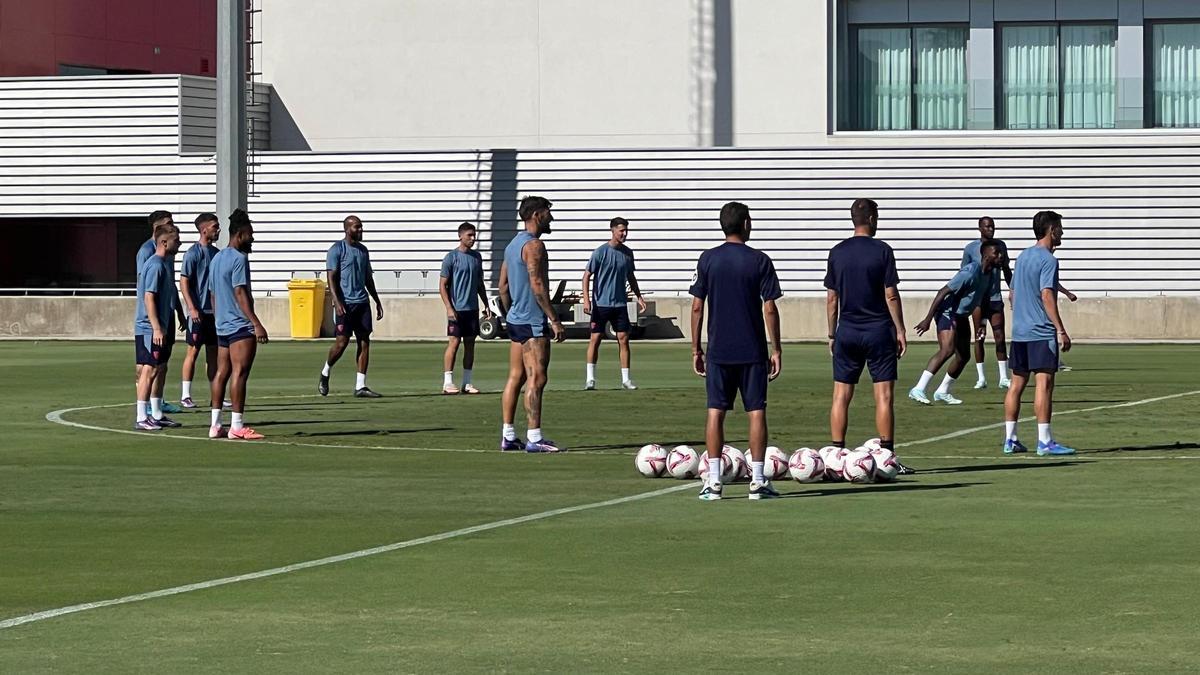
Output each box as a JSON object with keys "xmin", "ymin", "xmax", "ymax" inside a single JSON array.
[
  {"xmin": 251, "ymin": 419, "xmax": 366, "ymax": 428},
  {"xmin": 919, "ymin": 460, "xmax": 1086, "ymax": 474},
  {"xmin": 779, "ymin": 481, "xmax": 985, "ymax": 498},
  {"xmin": 570, "ymin": 440, "xmax": 713, "ymax": 452},
  {"xmin": 1083, "ymin": 441, "xmax": 1200, "ymax": 454},
  {"xmin": 293, "ymin": 426, "xmax": 453, "ymax": 438}
]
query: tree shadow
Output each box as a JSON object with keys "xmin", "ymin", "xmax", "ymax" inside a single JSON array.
[
  {"xmin": 293, "ymin": 427, "xmax": 454, "ymax": 438},
  {"xmin": 919, "ymin": 460, "xmax": 1086, "ymax": 474},
  {"xmin": 1083, "ymin": 441, "xmax": 1200, "ymax": 454},
  {"xmin": 778, "ymin": 481, "xmax": 985, "ymax": 498}
]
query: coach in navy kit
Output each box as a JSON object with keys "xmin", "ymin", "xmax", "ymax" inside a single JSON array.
[
  {"xmin": 690, "ymin": 201, "xmax": 783, "ymax": 501},
  {"xmin": 824, "ymin": 198, "xmax": 913, "ymax": 474}
]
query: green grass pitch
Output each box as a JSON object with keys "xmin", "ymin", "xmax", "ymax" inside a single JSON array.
[{"xmin": 1, "ymin": 340, "xmax": 1198, "ymax": 673}]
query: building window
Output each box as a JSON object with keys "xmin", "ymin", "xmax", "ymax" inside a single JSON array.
[
  {"xmin": 850, "ymin": 25, "xmax": 967, "ymax": 131},
  {"xmin": 1150, "ymin": 23, "xmax": 1200, "ymax": 128},
  {"xmin": 999, "ymin": 24, "xmax": 1116, "ymax": 130}
]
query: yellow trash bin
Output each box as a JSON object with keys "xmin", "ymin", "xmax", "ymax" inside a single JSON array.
[{"xmin": 287, "ymin": 278, "xmax": 326, "ymax": 338}]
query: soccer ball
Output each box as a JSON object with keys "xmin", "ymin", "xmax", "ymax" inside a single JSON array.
[
  {"xmin": 666, "ymin": 445, "xmax": 701, "ymax": 479},
  {"xmin": 635, "ymin": 444, "xmax": 668, "ymax": 478},
  {"xmin": 870, "ymin": 447, "xmax": 900, "ymax": 482},
  {"xmin": 788, "ymin": 448, "xmax": 824, "ymax": 483},
  {"xmin": 863, "ymin": 437, "xmax": 882, "ymax": 452},
  {"xmin": 723, "ymin": 445, "xmax": 747, "ymax": 482},
  {"xmin": 763, "ymin": 446, "xmax": 790, "ymax": 480},
  {"xmin": 843, "ymin": 448, "xmax": 876, "ymax": 483},
  {"xmin": 820, "ymin": 446, "xmax": 848, "ymax": 481}
]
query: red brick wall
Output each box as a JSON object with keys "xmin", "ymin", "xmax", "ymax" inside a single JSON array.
[{"xmin": 0, "ymin": 0, "xmax": 216, "ymax": 77}]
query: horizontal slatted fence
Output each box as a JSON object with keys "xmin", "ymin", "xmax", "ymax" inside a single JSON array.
[{"xmin": 0, "ymin": 76, "xmax": 1197, "ymax": 297}]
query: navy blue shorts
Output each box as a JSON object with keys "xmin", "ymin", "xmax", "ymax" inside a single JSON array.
[
  {"xmin": 833, "ymin": 322, "xmax": 898, "ymax": 384},
  {"xmin": 135, "ymin": 333, "xmax": 175, "ymax": 366},
  {"xmin": 218, "ymin": 327, "xmax": 256, "ymax": 348},
  {"xmin": 1010, "ymin": 339, "xmax": 1059, "ymax": 374},
  {"xmin": 590, "ymin": 305, "xmax": 630, "ymax": 334},
  {"xmin": 706, "ymin": 359, "xmax": 768, "ymax": 412},
  {"xmin": 185, "ymin": 313, "xmax": 218, "ymax": 348},
  {"xmin": 982, "ymin": 299, "xmax": 1005, "ymax": 320},
  {"xmin": 336, "ymin": 303, "xmax": 373, "ymax": 340},
  {"xmin": 448, "ymin": 310, "xmax": 480, "ymax": 338},
  {"xmin": 508, "ymin": 321, "xmax": 550, "ymax": 344},
  {"xmin": 935, "ymin": 310, "xmax": 957, "ymax": 333}
]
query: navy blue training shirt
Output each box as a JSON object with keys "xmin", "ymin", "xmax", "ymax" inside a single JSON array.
[
  {"xmin": 689, "ymin": 242, "xmax": 782, "ymax": 365},
  {"xmin": 824, "ymin": 236, "xmax": 900, "ymax": 329}
]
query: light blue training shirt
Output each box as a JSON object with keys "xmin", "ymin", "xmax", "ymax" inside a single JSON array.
[
  {"xmin": 1011, "ymin": 244, "xmax": 1059, "ymax": 342},
  {"xmin": 326, "ymin": 240, "xmax": 373, "ymax": 305},
  {"xmin": 504, "ymin": 232, "xmax": 545, "ymax": 326},
  {"xmin": 181, "ymin": 241, "xmax": 219, "ymax": 314},
  {"xmin": 587, "ymin": 243, "xmax": 635, "ymax": 308},
  {"xmin": 440, "ymin": 248, "xmax": 484, "ymax": 312},
  {"xmin": 961, "ymin": 238, "xmax": 1008, "ymax": 301},
  {"xmin": 134, "ymin": 255, "xmax": 177, "ymax": 335},
  {"xmin": 939, "ymin": 261, "xmax": 988, "ymax": 317},
  {"xmin": 209, "ymin": 247, "xmax": 254, "ymax": 336}
]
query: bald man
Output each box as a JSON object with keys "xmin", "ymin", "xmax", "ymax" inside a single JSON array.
[{"xmin": 318, "ymin": 215, "xmax": 384, "ymax": 398}]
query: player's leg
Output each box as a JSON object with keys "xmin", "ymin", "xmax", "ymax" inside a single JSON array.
[
  {"xmin": 499, "ymin": 334, "xmax": 527, "ymax": 450},
  {"xmin": 352, "ymin": 335, "xmax": 380, "ymax": 397},
  {"xmin": 615, "ymin": 306, "xmax": 635, "ymax": 389},
  {"xmin": 830, "ymin": 382, "xmax": 854, "ymax": 447},
  {"xmin": 443, "ymin": 332, "xmax": 461, "ymax": 393},
  {"xmin": 831, "ymin": 327, "xmax": 865, "ymax": 443},
  {"xmin": 210, "ymin": 343, "xmax": 232, "ymax": 437},
  {"xmin": 460, "ymin": 335, "xmax": 480, "ymax": 393},
  {"xmin": 134, "ymin": 354, "xmax": 158, "ymax": 430},
  {"xmin": 990, "ymin": 305, "xmax": 1010, "ymax": 387},
  {"xmin": 584, "ymin": 314, "xmax": 603, "ymax": 389},
  {"xmin": 911, "ymin": 319, "xmax": 954, "ymax": 404},
  {"xmin": 1032, "ymin": 338, "xmax": 1073, "ymax": 454},
  {"xmin": 971, "ymin": 306, "xmax": 988, "ymax": 389},
  {"xmin": 864, "ymin": 323, "xmax": 914, "ymax": 474},
  {"xmin": 227, "ymin": 336, "xmax": 263, "ymax": 440},
  {"xmin": 1002, "ymin": 341, "xmax": 1030, "ymax": 454},
  {"xmin": 934, "ymin": 317, "xmax": 971, "ymax": 405},
  {"xmin": 180, "ymin": 328, "xmax": 201, "ymax": 407},
  {"xmin": 522, "ymin": 335, "xmax": 560, "ymax": 452},
  {"xmin": 319, "ymin": 333, "xmax": 350, "ymax": 396},
  {"xmin": 741, "ymin": 361, "xmax": 777, "ymax": 499},
  {"xmin": 699, "ymin": 360, "xmax": 734, "ymax": 500}
]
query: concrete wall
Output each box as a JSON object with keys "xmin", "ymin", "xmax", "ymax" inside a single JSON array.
[{"xmin": 2, "ymin": 296, "xmax": 1193, "ymax": 341}]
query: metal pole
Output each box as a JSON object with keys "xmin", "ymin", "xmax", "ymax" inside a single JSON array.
[{"xmin": 216, "ymin": 0, "xmax": 247, "ymax": 247}]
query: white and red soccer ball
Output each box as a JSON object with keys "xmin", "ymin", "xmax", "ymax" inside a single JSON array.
[{"xmin": 635, "ymin": 444, "xmax": 668, "ymax": 477}]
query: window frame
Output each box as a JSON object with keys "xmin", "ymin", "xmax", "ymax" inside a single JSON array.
[
  {"xmin": 995, "ymin": 20, "xmax": 1119, "ymax": 130},
  {"xmin": 1144, "ymin": 19, "xmax": 1200, "ymax": 129},
  {"xmin": 847, "ymin": 22, "xmax": 969, "ymax": 131}
]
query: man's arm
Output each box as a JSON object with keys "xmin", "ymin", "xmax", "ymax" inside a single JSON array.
[
  {"xmin": 915, "ymin": 286, "xmax": 952, "ymax": 335},
  {"xmin": 1056, "ymin": 282, "xmax": 1077, "ymax": 302},
  {"xmin": 885, "ymin": 285, "xmax": 906, "ymax": 357},
  {"xmin": 476, "ymin": 276, "xmax": 492, "ymax": 318},
  {"xmin": 145, "ymin": 291, "xmax": 164, "ymax": 346},
  {"xmin": 826, "ymin": 289, "xmax": 839, "ymax": 355},
  {"xmin": 179, "ymin": 275, "xmax": 200, "ymax": 322},
  {"xmin": 524, "ymin": 239, "xmax": 563, "ymax": 341},
  {"xmin": 234, "ymin": 285, "xmax": 269, "ymax": 344},
  {"xmin": 365, "ymin": 269, "xmax": 384, "ymax": 320},
  {"xmin": 628, "ymin": 271, "xmax": 646, "ymax": 313},
  {"xmin": 581, "ymin": 269, "xmax": 592, "ymax": 314},
  {"xmin": 764, "ymin": 298, "xmax": 782, "ymax": 380},
  {"xmin": 498, "ymin": 261, "xmax": 510, "ymax": 315},
  {"xmin": 1042, "ymin": 287, "xmax": 1071, "ymax": 352},
  {"xmin": 690, "ymin": 297, "xmax": 705, "ymax": 376},
  {"xmin": 326, "ymin": 269, "xmax": 345, "ymax": 315},
  {"xmin": 439, "ymin": 275, "xmax": 456, "ymax": 319}
]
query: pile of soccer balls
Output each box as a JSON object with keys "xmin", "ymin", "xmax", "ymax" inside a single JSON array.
[{"xmin": 635, "ymin": 439, "xmax": 900, "ymax": 484}]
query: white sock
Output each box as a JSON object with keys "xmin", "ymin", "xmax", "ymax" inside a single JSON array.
[
  {"xmin": 136, "ymin": 401, "xmax": 148, "ymax": 423},
  {"xmin": 975, "ymin": 363, "xmax": 985, "ymax": 381},
  {"xmin": 321, "ymin": 362, "xmax": 331, "ymax": 377},
  {"xmin": 528, "ymin": 427, "xmax": 543, "ymax": 443},
  {"xmin": 150, "ymin": 397, "xmax": 164, "ymax": 420},
  {"xmin": 1004, "ymin": 420, "xmax": 1017, "ymax": 441},
  {"xmin": 462, "ymin": 369, "xmax": 473, "ymax": 386},
  {"xmin": 935, "ymin": 375, "xmax": 955, "ymax": 395},
  {"xmin": 444, "ymin": 371, "xmax": 454, "ymax": 386},
  {"xmin": 502, "ymin": 424, "xmax": 516, "ymax": 441},
  {"xmin": 709, "ymin": 455, "xmax": 722, "ymax": 484},
  {"xmin": 182, "ymin": 381, "xmax": 192, "ymax": 399},
  {"xmin": 232, "ymin": 412, "xmax": 244, "ymax": 432},
  {"xmin": 356, "ymin": 372, "xmax": 367, "ymax": 390},
  {"xmin": 752, "ymin": 460, "xmax": 765, "ymax": 484},
  {"xmin": 586, "ymin": 363, "xmax": 596, "ymax": 381},
  {"xmin": 211, "ymin": 409, "xmax": 222, "ymax": 427},
  {"xmin": 998, "ymin": 361, "xmax": 1008, "ymax": 380},
  {"xmin": 1037, "ymin": 423, "xmax": 1052, "ymax": 444},
  {"xmin": 915, "ymin": 370, "xmax": 934, "ymax": 392},
  {"xmin": 621, "ymin": 367, "xmax": 631, "ymax": 384}
]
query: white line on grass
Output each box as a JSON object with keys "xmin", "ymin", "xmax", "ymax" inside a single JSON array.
[
  {"xmin": 13, "ymin": 387, "xmax": 1200, "ymax": 632},
  {"xmin": 0, "ymin": 482, "xmax": 696, "ymax": 631}
]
